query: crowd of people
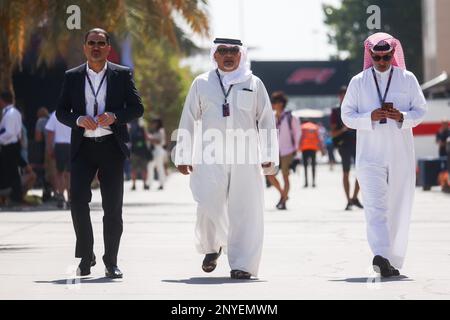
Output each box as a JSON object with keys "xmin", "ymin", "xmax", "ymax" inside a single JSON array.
[
  {"xmin": 129, "ymin": 118, "xmax": 168, "ymax": 191},
  {"xmin": 266, "ymin": 88, "xmax": 363, "ymax": 212},
  {"xmin": 0, "ymin": 91, "xmax": 167, "ymax": 208}
]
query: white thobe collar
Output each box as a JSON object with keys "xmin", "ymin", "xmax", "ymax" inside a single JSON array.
[
  {"xmin": 374, "ymin": 65, "xmax": 393, "ymax": 78},
  {"xmin": 217, "ymin": 68, "xmax": 231, "ymax": 77}
]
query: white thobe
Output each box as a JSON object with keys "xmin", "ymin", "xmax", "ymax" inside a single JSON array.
[
  {"xmin": 175, "ymin": 70, "xmax": 279, "ymax": 276},
  {"xmin": 341, "ymin": 66, "xmax": 427, "ymax": 268}
]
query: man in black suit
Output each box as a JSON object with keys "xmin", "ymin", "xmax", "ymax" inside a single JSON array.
[{"xmin": 56, "ymin": 28, "xmax": 144, "ymax": 278}]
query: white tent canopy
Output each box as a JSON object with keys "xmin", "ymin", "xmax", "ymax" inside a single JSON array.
[{"xmin": 291, "ymin": 108, "xmax": 325, "ymax": 118}]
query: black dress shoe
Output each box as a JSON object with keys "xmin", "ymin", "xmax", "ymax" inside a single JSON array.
[
  {"xmin": 372, "ymin": 255, "xmax": 400, "ymax": 278},
  {"xmin": 230, "ymin": 269, "xmax": 252, "ymax": 279},
  {"xmin": 202, "ymin": 247, "xmax": 222, "ymax": 273},
  {"xmin": 77, "ymin": 254, "xmax": 96, "ymax": 276},
  {"xmin": 105, "ymin": 266, "xmax": 123, "ymax": 279}
]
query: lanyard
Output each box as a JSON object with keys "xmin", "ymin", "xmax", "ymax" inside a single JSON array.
[
  {"xmin": 216, "ymin": 69, "xmax": 233, "ymax": 117},
  {"xmin": 371, "ymin": 67, "xmax": 394, "ymax": 106},
  {"xmin": 86, "ymin": 71, "xmax": 107, "ymax": 116}
]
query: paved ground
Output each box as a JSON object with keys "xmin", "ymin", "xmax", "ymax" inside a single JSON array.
[{"xmin": 0, "ymin": 164, "xmax": 449, "ymax": 300}]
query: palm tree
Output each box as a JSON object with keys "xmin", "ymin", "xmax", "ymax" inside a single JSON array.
[{"xmin": 0, "ymin": 0, "xmax": 209, "ymax": 93}]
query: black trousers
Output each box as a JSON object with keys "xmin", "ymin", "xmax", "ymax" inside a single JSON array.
[
  {"xmin": 302, "ymin": 150, "xmax": 317, "ymax": 185},
  {"xmin": 0, "ymin": 142, "xmax": 22, "ymax": 201},
  {"xmin": 70, "ymin": 136, "xmax": 125, "ymax": 267}
]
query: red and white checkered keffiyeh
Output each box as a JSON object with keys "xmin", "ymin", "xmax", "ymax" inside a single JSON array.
[{"xmin": 363, "ymin": 32, "xmax": 406, "ymax": 70}]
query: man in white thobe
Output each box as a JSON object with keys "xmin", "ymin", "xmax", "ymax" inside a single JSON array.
[
  {"xmin": 175, "ymin": 38, "xmax": 278, "ymax": 279},
  {"xmin": 341, "ymin": 33, "xmax": 427, "ymax": 277}
]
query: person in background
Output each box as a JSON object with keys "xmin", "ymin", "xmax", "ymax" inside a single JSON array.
[
  {"xmin": 436, "ymin": 120, "xmax": 449, "ymax": 157},
  {"xmin": 330, "ymin": 86, "xmax": 363, "ymax": 211},
  {"xmin": 324, "ymin": 131, "xmax": 336, "ymax": 171},
  {"xmin": 34, "ymin": 107, "xmax": 54, "ymax": 201},
  {"xmin": 17, "ymin": 107, "xmax": 29, "ymax": 164},
  {"xmin": 267, "ymin": 91, "xmax": 300, "ymax": 210},
  {"xmin": 45, "ymin": 111, "xmax": 72, "ymax": 209},
  {"xmin": 129, "ymin": 119, "xmax": 151, "ymax": 190},
  {"xmin": 299, "ymin": 119, "xmax": 323, "ymax": 188},
  {"xmin": 0, "ymin": 91, "xmax": 23, "ymax": 204},
  {"xmin": 146, "ymin": 118, "xmax": 166, "ymax": 190},
  {"xmin": 19, "ymin": 154, "xmax": 37, "ymax": 200}
]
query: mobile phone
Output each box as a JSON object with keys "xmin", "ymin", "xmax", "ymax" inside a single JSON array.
[
  {"xmin": 382, "ymin": 102, "xmax": 393, "ymax": 111},
  {"xmin": 380, "ymin": 102, "xmax": 393, "ymax": 124}
]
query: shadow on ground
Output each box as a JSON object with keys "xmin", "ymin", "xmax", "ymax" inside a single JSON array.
[
  {"xmin": 0, "ymin": 201, "xmax": 194, "ymax": 213},
  {"xmin": 35, "ymin": 277, "xmax": 122, "ymax": 285},
  {"xmin": 162, "ymin": 277, "xmax": 267, "ymax": 285},
  {"xmin": 329, "ymin": 275, "xmax": 412, "ymax": 283},
  {"xmin": 0, "ymin": 244, "xmax": 35, "ymax": 252}
]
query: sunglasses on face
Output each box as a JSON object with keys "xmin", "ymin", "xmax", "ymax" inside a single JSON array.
[
  {"xmin": 371, "ymin": 54, "xmax": 392, "ymax": 62},
  {"xmin": 86, "ymin": 40, "xmax": 108, "ymax": 48},
  {"xmin": 216, "ymin": 46, "xmax": 240, "ymax": 56}
]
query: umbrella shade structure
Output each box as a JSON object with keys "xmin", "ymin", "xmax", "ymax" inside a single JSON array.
[{"xmin": 291, "ymin": 108, "xmax": 325, "ymax": 118}]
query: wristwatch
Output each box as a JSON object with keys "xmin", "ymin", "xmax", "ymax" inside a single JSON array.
[{"xmin": 399, "ymin": 113, "xmax": 404, "ymax": 123}]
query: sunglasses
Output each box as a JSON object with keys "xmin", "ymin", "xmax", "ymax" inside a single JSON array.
[
  {"xmin": 216, "ymin": 46, "xmax": 240, "ymax": 56},
  {"xmin": 371, "ymin": 54, "xmax": 392, "ymax": 62},
  {"xmin": 86, "ymin": 40, "xmax": 108, "ymax": 48}
]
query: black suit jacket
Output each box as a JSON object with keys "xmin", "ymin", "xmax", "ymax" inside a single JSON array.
[{"xmin": 56, "ymin": 62, "xmax": 144, "ymax": 159}]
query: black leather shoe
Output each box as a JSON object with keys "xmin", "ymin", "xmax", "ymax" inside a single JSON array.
[
  {"xmin": 77, "ymin": 254, "xmax": 96, "ymax": 276},
  {"xmin": 372, "ymin": 255, "xmax": 400, "ymax": 278},
  {"xmin": 202, "ymin": 247, "xmax": 222, "ymax": 273},
  {"xmin": 230, "ymin": 269, "xmax": 252, "ymax": 279},
  {"xmin": 105, "ymin": 266, "xmax": 123, "ymax": 279}
]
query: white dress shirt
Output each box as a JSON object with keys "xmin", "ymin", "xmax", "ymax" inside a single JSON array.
[
  {"xmin": 83, "ymin": 62, "xmax": 113, "ymax": 138},
  {"xmin": 0, "ymin": 104, "xmax": 22, "ymax": 145},
  {"xmin": 45, "ymin": 112, "xmax": 72, "ymax": 144}
]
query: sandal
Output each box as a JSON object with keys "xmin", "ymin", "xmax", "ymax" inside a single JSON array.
[
  {"xmin": 230, "ymin": 269, "xmax": 252, "ymax": 279},
  {"xmin": 202, "ymin": 247, "xmax": 222, "ymax": 273}
]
